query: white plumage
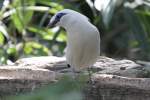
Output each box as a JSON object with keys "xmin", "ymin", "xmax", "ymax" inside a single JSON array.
[{"xmin": 48, "ymin": 9, "xmax": 100, "ymax": 72}]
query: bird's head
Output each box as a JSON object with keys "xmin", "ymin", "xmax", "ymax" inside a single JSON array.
[{"xmin": 47, "ymin": 9, "xmax": 89, "ymax": 28}]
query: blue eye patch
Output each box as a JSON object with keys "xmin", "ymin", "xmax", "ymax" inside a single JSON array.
[{"xmin": 55, "ymin": 13, "xmax": 67, "ymax": 21}]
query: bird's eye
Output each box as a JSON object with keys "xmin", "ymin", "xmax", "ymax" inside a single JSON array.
[{"xmin": 56, "ymin": 14, "xmax": 61, "ymax": 19}]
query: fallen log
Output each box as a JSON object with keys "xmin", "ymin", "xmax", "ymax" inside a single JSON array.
[
  {"xmin": 84, "ymin": 74, "xmax": 150, "ymax": 100},
  {"xmin": 0, "ymin": 56, "xmax": 149, "ymax": 100}
]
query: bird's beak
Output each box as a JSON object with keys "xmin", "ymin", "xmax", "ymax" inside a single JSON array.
[{"xmin": 47, "ymin": 20, "xmax": 57, "ymax": 28}]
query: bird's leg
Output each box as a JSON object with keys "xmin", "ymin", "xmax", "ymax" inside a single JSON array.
[
  {"xmin": 87, "ymin": 67, "xmax": 93, "ymax": 84},
  {"xmin": 67, "ymin": 64, "xmax": 78, "ymax": 79},
  {"xmin": 71, "ymin": 67, "xmax": 78, "ymax": 79}
]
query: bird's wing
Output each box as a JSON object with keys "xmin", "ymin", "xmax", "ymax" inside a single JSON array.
[{"xmin": 66, "ymin": 30, "xmax": 100, "ymax": 71}]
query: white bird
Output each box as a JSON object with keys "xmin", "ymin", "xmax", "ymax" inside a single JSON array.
[{"xmin": 48, "ymin": 9, "xmax": 100, "ymax": 77}]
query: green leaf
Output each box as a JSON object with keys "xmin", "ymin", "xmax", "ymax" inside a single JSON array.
[
  {"xmin": 129, "ymin": 40, "xmax": 139, "ymax": 47},
  {"xmin": 0, "ymin": 32, "xmax": 4, "ymax": 45},
  {"xmin": 24, "ymin": 41, "xmax": 50, "ymax": 56},
  {"xmin": 10, "ymin": 0, "xmax": 23, "ymax": 32},
  {"xmin": 0, "ymin": 48, "xmax": 7, "ymax": 64},
  {"xmin": 24, "ymin": 43, "xmax": 33, "ymax": 54},
  {"xmin": 37, "ymin": 1, "xmax": 64, "ymax": 10},
  {"xmin": 27, "ymin": 26, "xmax": 55, "ymax": 40},
  {"xmin": 21, "ymin": 0, "xmax": 35, "ymax": 26},
  {"xmin": 136, "ymin": 10, "xmax": 150, "ymax": 37},
  {"xmin": 124, "ymin": 7, "xmax": 149, "ymax": 49},
  {"xmin": 7, "ymin": 47, "xmax": 17, "ymax": 55},
  {"xmin": 27, "ymin": 26, "xmax": 47, "ymax": 35},
  {"xmin": 0, "ymin": 56, "xmax": 7, "ymax": 65},
  {"xmin": 56, "ymin": 30, "xmax": 67, "ymax": 42},
  {"xmin": 0, "ymin": 22, "xmax": 9, "ymax": 40},
  {"xmin": 11, "ymin": 10, "xmax": 24, "ymax": 32},
  {"xmin": 11, "ymin": 0, "xmax": 35, "ymax": 32}
]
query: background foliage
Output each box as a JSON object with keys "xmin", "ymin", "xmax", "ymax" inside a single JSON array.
[{"xmin": 0, "ymin": 0, "xmax": 150, "ymax": 65}]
